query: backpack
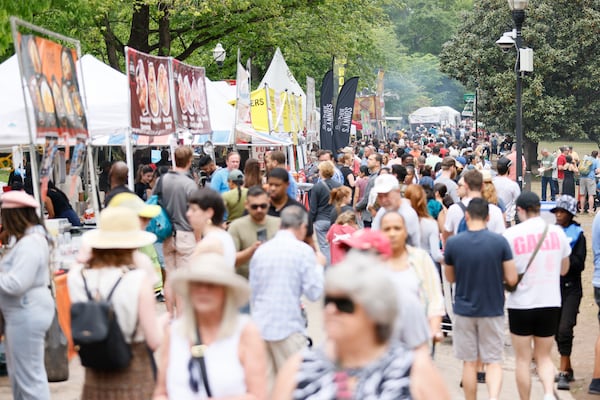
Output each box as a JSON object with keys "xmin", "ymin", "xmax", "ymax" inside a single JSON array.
[
  {"xmin": 71, "ymin": 271, "xmax": 133, "ymax": 371},
  {"xmin": 146, "ymin": 174, "xmax": 173, "ymax": 242},
  {"xmin": 456, "ymin": 202, "xmax": 468, "ymax": 233},
  {"xmin": 579, "ymin": 158, "xmax": 593, "ymax": 176}
]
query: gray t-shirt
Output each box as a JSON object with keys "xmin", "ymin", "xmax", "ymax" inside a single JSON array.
[
  {"xmin": 371, "ymin": 200, "xmax": 421, "ymax": 248},
  {"xmin": 434, "ymin": 176, "xmax": 459, "ymax": 203},
  {"xmin": 157, "ymin": 171, "xmax": 197, "ymax": 232}
]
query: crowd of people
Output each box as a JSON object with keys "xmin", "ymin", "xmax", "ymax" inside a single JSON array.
[{"xmin": 2, "ymin": 126, "xmax": 600, "ymax": 399}]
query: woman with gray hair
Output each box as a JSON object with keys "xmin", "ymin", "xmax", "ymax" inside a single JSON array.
[{"xmin": 272, "ymin": 254, "xmax": 450, "ymax": 399}]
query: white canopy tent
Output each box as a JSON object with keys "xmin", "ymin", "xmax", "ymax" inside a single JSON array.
[{"xmin": 408, "ymin": 106, "xmax": 461, "ymax": 127}]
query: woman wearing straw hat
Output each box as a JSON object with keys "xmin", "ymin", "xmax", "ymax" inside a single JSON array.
[
  {"xmin": 153, "ymin": 253, "xmax": 267, "ymax": 399},
  {"xmin": 0, "ymin": 191, "xmax": 54, "ymax": 399},
  {"xmin": 68, "ymin": 207, "xmax": 168, "ymax": 399}
]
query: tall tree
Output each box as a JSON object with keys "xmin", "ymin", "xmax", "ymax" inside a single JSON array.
[{"xmin": 440, "ymin": 0, "xmax": 600, "ymax": 166}]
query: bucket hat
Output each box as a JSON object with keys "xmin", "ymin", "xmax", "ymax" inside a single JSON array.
[
  {"xmin": 169, "ymin": 253, "xmax": 250, "ymax": 307},
  {"xmin": 107, "ymin": 192, "xmax": 161, "ymax": 219},
  {"xmin": 1, "ymin": 191, "xmax": 39, "ymax": 209},
  {"xmin": 82, "ymin": 207, "xmax": 156, "ymax": 249},
  {"xmin": 551, "ymin": 195, "xmax": 577, "ymax": 216}
]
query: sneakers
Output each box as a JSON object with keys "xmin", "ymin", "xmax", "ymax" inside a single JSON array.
[
  {"xmin": 590, "ymin": 378, "xmax": 600, "ymax": 395},
  {"xmin": 477, "ymin": 372, "xmax": 486, "ymax": 384},
  {"xmin": 555, "ymin": 369, "xmax": 574, "ymax": 383},
  {"xmin": 556, "ymin": 372, "xmax": 570, "ymax": 390}
]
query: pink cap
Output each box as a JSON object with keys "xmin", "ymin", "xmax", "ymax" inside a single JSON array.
[
  {"xmin": 1, "ymin": 191, "xmax": 39, "ymax": 209},
  {"xmin": 339, "ymin": 228, "xmax": 392, "ymax": 259}
]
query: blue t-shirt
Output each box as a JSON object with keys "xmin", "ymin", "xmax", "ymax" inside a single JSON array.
[
  {"xmin": 592, "ymin": 213, "xmax": 600, "ymax": 288},
  {"xmin": 582, "ymin": 156, "xmax": 599, "ymax": 179},
  {"xmin": 210, "ymin": 168, "xmax": 230, "ymax": 194},
  {"xmin": 444, "ymin": 229, "xmax": 513, "ymax": 317}
]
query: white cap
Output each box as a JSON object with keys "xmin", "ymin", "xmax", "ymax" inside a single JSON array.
[{"xmin": 373, "ymin": 174, "xmax": 400, "ymax": 194}]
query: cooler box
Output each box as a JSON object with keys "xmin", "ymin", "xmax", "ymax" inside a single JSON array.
[{"xmin": 540, "ymin": 201, "xmax": 556, "ymax": 224}]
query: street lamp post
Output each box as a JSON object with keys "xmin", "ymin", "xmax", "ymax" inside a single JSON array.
[
  {"xmin": 506, "ymin": 0, "xmax": 529, "ymax": 189},
  {"xmin": 212, "ymin": 43, "xmax": 226, "ymax": 79}
]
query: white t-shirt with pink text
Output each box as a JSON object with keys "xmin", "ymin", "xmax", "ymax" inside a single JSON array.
[{"xmin": 503, "ymin": 216, "xmax": 571, "ymax": 309}]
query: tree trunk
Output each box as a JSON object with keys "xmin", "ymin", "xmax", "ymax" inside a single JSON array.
[
  {"xmin": 523, "ymin": 136, "xmax": 538, "ymax": 172},
  {"xmin": 127, "ymin": 0, "xmax": 150, "ymax": 53},
  {"xmin": 101, "ymin": 15, "xmax": 121, "ymax": 71},
  {"xmin": 157, "ymin": 2, "xmax": 171, "ymax": 56}
]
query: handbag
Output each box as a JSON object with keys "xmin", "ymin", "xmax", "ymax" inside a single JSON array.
[
  {"xmin": 504, "ymin": 223, "xmax": 549, "ymax": 292},
  {"xmin": 146, "ymin": 174, "xmax": 173, "ymax": 242},
  {"xmin": 71, "ymin": 271, "xmax": 133, "ymax": 371},
  {"xmin": 44, "ymin": 238, "xmax": 69, "ymax": 382},
  {"xmin": 44, "ymin": 309, "xmax": 69, "ymax": 382}
]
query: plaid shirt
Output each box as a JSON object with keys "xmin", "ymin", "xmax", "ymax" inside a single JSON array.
[{"xmin": 250, "ymin": 230, "xmax": 324, "ymax": 341}]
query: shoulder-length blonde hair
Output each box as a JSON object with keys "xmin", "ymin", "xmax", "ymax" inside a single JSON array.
[
  {"xmin": 482, "ymin": 182, "xmax": 499, "ymax": 205},
  {"xmin": 318, "ymin": 160, "xmax": 335, "ymax": 179},
  {"xmin": 404, "ymin": 184, "xmax": 431, "ymax": 219}
]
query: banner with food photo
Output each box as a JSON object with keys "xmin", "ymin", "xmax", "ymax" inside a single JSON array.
[
  {"xmin": 172, "ymin": 59, "xmax": 211, "ymax": 135},
  {"xmin": 17, "ymin": 34, "xmax": 89, "ymax": 139},
  {"xmin": 126, "ymin": 47, "xmax": 175, "ymax": 136}
]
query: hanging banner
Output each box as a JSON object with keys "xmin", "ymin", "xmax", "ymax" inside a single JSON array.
[
  {"xmin": 172, "ymin": 59, "xmax": 211, "ymax": 135},
  {"xmin": 376, "ymin": 69, "xmax": 385, "ymax": 120},
  {"xmin": 332, "ymin": 77, "xmax": 359, "ymax": 151},
  {"xmin": 353, "ymin": 96, "xmax": 377, "ymax": 121},
  {"xmin": 126, "ymin": 47, "xmax": 175, "ymax": 136},
  {"xmin": 17, "ymin": 34, "xmax": 89, "ymax": 139},
  {"xmin": 319, "ymin": 70, "xmax": 334, "ymax": 152}
]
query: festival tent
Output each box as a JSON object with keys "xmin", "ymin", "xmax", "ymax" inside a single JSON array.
[{"xmin": 408, "ymin": 106, "xmax": 461, "ymax": 128}]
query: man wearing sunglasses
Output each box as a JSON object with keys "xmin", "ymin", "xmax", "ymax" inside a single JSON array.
[{"xmin": 228, "ymin": 186, "xmax": 280, "ymax": 279}]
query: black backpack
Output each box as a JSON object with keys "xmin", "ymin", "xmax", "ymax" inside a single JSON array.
[{"xmin": 71, "ymin": 271, "xmax": 133, "ymax": 371}]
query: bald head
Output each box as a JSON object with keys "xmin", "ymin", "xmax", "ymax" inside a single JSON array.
[{"xmin": 110, "ymin": 161, "xmax": 129, "ymax": 187}]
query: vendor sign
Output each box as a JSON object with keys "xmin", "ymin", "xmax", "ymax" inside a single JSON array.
[{"xmin": 172, "ymin": 59, "xmax": 211, "ymax": 135}]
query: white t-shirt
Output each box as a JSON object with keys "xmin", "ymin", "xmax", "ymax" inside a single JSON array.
[
  {"xmin": 201, "ymin": 228, "xmax": 236, "ymax": 268},
  {"xmin": 503, "ymin": 216, "xmax": 571, "ymax": 309},
  {"xmin": 444, "ymin": 197, "xmax": 505, "ymax": 234}
]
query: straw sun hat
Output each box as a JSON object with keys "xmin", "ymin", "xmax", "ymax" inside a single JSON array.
[
  {"xmin": 82, "ymin": 206, "xmax": 156, "ymax": 249},
  {"xmin": 169, "ymin": 253, "xmax": 250, "ymax": 308}
]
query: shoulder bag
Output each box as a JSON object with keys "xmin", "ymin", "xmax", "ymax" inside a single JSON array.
[
  {"xmin": 504, "ymin": 223, "xmax": 549, "ymax": 292},
  {"xmin": 146, "ymin": 173, "xmax": 173, "ymax": 242},
  {"xmin": 188, "ymin": 324, "xmax": 212, "ymax": 396}
]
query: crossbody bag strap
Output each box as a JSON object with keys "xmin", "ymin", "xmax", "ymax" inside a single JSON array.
[
  {"xmin": 189, "ymin": 325, "xmax": 212, "ymax": 396},
  {"xmin": 517, "ymin": 223, "xmax": 549, "ymax": 284}
]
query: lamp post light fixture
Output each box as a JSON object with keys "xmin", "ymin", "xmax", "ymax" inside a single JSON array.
[
  {"xmin": 498, "ymin": 0, "xmax": 530, "ymax": 189},
  {"xmin": 212, "ymin": 43, "xmax": 226, "ymax": 78}
]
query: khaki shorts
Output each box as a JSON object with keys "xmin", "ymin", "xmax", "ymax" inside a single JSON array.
[
  {"xmin": 580, "ymin": 177, "xmax": 596, "ymax": 197},
  {"xmin": 162, "ymin": 230, "xmax": 196, "ymax": 272},
  {"xmin": 453, "ymin": 315, "xmax": 504, "ymax": 364}
]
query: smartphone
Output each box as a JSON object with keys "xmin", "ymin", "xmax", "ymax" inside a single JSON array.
[{"xmin": 257, "ymin": 228, "xmax": 267, "ymax": 243}]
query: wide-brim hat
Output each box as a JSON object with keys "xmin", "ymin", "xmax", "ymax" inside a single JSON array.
[
  {"xmin": 107, "ymin": 192, "xmax": 161, "ymax": 219},
  {"xmin": 169, "ymin": 253, "xmax": 250, "ymax": 307},
  {"xmin": 82, "ymin": 207, "xmax": 156, "ymax": 249}
]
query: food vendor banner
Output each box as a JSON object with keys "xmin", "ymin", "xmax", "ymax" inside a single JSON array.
[
  {"xmin": 172, "ymin": 59, "xmax": 211, "ymax": 135},
  {"xmin": 332, "ymin": 77, "xmax": 358, "ymax": 151},
  {"xmin": 126, "ymin": 47, "xmax": 175, "ymax": 136},
  {"xmin": 319, "ymin": 69, "xmax": 334, "ymax": 153},
  {"xmin": 16, "ymin": 34, "xmax": 89, "ymax": 139}
]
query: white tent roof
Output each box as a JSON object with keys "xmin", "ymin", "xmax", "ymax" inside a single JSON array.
[{"xmin": 408, "ymin": 106, "xmax": 461, "ymax": 126}]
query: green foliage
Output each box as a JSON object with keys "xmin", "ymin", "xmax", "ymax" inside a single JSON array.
[{"xmin": 440, "ymin": 0, "xmax": 600, "ymax": 145}]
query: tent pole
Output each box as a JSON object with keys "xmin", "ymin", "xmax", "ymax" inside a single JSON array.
[
  {"xmin": 125, "ymin": 129, "xmax": 135, "ymax": 190},
  {"xmin": 86, "ymin": 143, "xmax": 100, "ymax": 219}
]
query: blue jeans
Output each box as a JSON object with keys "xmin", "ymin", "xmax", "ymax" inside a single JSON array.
[{"xmin": 541, "ymin": 176, "xmax": 556, "ymax": 201}]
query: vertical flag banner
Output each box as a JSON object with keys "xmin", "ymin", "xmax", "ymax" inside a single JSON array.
[
  {"xmin": 126, "ymin": 47, "xmax": 175, "ymax": 135},
  {"xmin": 376, "ymin": 68, "xmax": 386, "ymax": 137},
  {"xmin": 234, "ymin": 58, "xmax": 253, "ymax": 143},
  {"xmin": 333, "ymin": 77, "xmax": 359, "ymax": 151},
  {"xmin": 319, "ymin": 70, "xmax": 334, "ymax": 152},
  {"xmin": 16, "ymin": 34, "xmax": 89, "ymax": 139},
  {"xmin": 306, "ymin": 77, "xmax": 317, "ymax": 144},
  {"xmin": 172, "ymin": 59, "xmax": 211, "ymax": 135}
]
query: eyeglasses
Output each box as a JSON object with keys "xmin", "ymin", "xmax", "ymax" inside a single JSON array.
[
  {"xmin": 249, "ymin": 203, "xmax": 269, "ymax": 210},
  {"xmin": 324, "ymin": 296, "xmax": 355, "ymax": 314}
]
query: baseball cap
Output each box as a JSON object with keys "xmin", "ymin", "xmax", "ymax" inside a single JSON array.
[
  {"xmin": 228, "ymin": 169, "xmax": 244, "ymax": 181},
  {"xmin": 515, "ymin": 191, "xmax": 540, "ymax": 211},
  {"xmin": 339, "ymin": 228, "xmax": 392, "ymax": 259},
  {"xmin": 497, "ymin": 157, "xmax": 512, "ymax": 169},
  {"xmin": 550, "ymin": 195, "xmax": 577, "ymax": 216},
  {"xmin": 372, "ymin": 174, "xmax": 400, "ymax": 194}
]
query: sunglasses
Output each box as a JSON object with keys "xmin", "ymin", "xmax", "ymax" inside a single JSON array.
[
  {"xmin": 249, "ymin": 203, "xmax": 269, "ymax": 210},
  {"xmin": 324, "ymin": 296, "xmax": 355, "ymax": 314}
]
